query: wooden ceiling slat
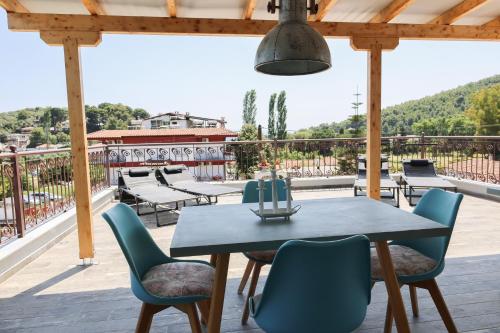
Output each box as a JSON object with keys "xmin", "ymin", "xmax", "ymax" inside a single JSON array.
[
  {"xmin": 166, "ymin": 0, "xmax": 176, "ymax": 18},
  {"xmin": 0, "ymin": 0, "xmax": 28, "ymax": 13},
  {"xmin": 7, "ymin": 13, "xmax": 500, "ymax": 41},
  {"xmin": 82, "ymin": 0, "xmax": 106, "ymax": 16},
  {"xmin": 243, "ymin": 0, "xmax": 256, "ymax": 20},
  {"xmin": 427, "ymin": 0, "xmax": 488, "ymax": 25},
  {"xmin": 309, "ymin": 0, "xmax": 338, "ymax": 22},
  {"xmin": 483, "ymin": 16, "xmax": 500, "ymax": 27},
  {"xmin": 369, "ymin": 0, "xmax": 415, "ymax": 24}
]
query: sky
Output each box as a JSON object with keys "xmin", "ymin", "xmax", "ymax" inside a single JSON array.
[{"xmin": 0, "ymin": 12, "xmax": 499, "ymax": 132}]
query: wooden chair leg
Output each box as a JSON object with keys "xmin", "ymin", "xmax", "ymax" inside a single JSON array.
[
  {"xmin": 176, "ymin": 303, "xmax": 203, "ymax": 333},
  {"xmin": 136, "ymin": 303, "xmax": 168, "ymax": 333},
  {"xmin": 238, "ymin": 260, "xmax": 255, "ymax": 295},
  {"xmin": 241, "ymin": 262, "xmax": 263, "ymax": 325},
  {"xmin": 425, "ymin": 279, "xmax": 458, "ymax": 333},
  {"xmin": 384, "ymin": 300, "xmax": 393, "ymax": 333},
  {"xmin": 197, "ymin": 300, "xmax": 210, "ymax": 325},
  {"xmin": 409, "ymin": 285, "xmax": 419, "ymax": 317}
]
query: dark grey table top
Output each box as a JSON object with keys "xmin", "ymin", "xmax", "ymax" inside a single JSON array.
[{"xmin": 170, "ymin": 197, "xmax": 450, "ymax": 257}]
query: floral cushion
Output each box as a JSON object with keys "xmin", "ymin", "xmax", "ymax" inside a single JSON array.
[
  {"xmin": 371, "ymin": 245, "xmax": 437, "ymax": 280},
  {"xmin": 142, "ymin": 262, "xmax": 214, "ymax": 298},
  {"xmin": 244, "ymin": 250, "xmax": 277, "ymax": 263}
]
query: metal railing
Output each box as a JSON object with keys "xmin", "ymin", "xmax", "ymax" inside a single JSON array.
[
  {"xmin": 105, "ymin": 136, "xmax": 499, "ymax": 184},
  {"xmin": 1, "ymin": 135, "xmax": 498, "ymax": 246},
  {"xmin": 0, "ymin": 145, "xmax": 108, "ymax": 246}
]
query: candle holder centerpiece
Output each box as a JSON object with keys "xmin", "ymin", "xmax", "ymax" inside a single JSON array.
[{"xmin": 250, "ymin": 139, "xmax": 300, "ymax": 222}]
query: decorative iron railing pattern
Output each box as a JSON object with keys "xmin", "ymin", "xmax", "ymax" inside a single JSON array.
[
  {"xmin": 1, "ymin": 136, "xmax": 498, "ymax": 247},
  {"xmin": 106, "ymin": 136, "xmax": 499, "ymax": 185},
  {"xmin": 0, "ymin": 146, "xmax": 108, "ymax": 246}
]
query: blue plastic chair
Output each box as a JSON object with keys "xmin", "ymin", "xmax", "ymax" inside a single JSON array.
[
  {"xmin": 102, "ymin": 203, "xmax": 213, "ymax": 333},
  {"xmin": 250, "ymin": 236, "xmax": 371, "ymax": 333},
  {"xmin": 238, "ymin": 179, "xmax": 287, "ymax": 324},
  {"xmin": 372, "ymin": 188, "xmax": 463, "ymax": 332}
]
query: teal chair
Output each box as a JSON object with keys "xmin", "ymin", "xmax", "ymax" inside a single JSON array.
[
  {"xmin": 371, "ymin": 188, "xmax": 463, "ymax": 333},
  {"xmin": 102, "ymin": 203, "xmax": 214, "ymax": 333},
  {"xmin": 238, "ymin": 179, "xmax": 287, "ymax": 324},
  {"xmin": 250, "ymin": 236, "xmax": 371, "ymax": 333}
]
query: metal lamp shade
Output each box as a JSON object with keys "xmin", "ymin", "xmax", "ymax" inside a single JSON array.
[{"xmin": 255, "ymin": 0, "xmax": 331, "ymax": 76}]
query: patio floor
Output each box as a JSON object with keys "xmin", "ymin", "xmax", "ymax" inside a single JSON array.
[{"xmin": 1, "ymin": 189, "xmax": 500, "ymax": 332}]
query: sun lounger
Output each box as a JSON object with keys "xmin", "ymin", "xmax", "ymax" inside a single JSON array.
[
  {"xmin": 158, "ymin": 165, "xmax": 241, "ymax": 204},
  {"xmin": 354, "ymin": 155, "xmax": 400, "ymax": 207},
  {"xmin": 401, "ymin": 159, "xmax": 457, "ymax": 206},
  {"xmin": 118, "ymin": 168, "xmax": 197, "ymax": 226}
]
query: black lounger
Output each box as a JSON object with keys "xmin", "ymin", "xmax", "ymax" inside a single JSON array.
[
  {"xmin": 354, "ymin": 155, "xmax": 400, "ymax": 207},
  {"xmin": 118, "ymin": 168, "xmax": 197, "ymax": 226},
  {"xmin": 401, "ymin": 159, "xmax": 457, "ymax": 206},
  {"xmin": 159, "ymin": 165, "xmax": 241, "ymax": 204}
]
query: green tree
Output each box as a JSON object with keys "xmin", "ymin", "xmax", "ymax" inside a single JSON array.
[
  {"xmin": 242, "ymin": 90, "xmax": 257, "ymax": 125},
  {"xmin": 267, "ymin": 93, "xmax": 277, "ymax": 139},
  {"xmin": 276, "ymin": 91, "xmax": 287, "ymax": 139},
  {"xmin": 447, "ymin": 115, "xmax": 476, "ymax": 135},
  {"xmin": 235, "ymin": 124, "xmax": 259, "ymax": 178},
  {"xmin": 48, "ymin": 107, "xmax": 67, "ymax": 127},
  {"xmin": 28, "ymin": 127, "xmax": 56, "ymax": 148},
  {"xmin": 56, "ymin": 132, "xmax": 71, "ymax": 144},
  {"xmin": 466, "ymin": 84, "xmax": 500, "ymax": 135},
  {"xmin": 132, "ymin": 108, "xmax": 150, "ymax": 120}
]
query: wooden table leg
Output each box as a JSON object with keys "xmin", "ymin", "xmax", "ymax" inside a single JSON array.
[
  {"xmin": 207, "ymin": 253, "xmax": 230, "ymax": 333},
  {"xmin": 375, "ymin": 241, "xmax": 410, "ymax": 333}
]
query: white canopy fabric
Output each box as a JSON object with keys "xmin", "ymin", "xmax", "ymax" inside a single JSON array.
[{"xmin": 6, "ymin": 0, "xmax": 500, "ymax": 25}]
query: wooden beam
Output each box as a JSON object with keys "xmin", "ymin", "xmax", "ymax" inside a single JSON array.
[
  {"xmin": 40, "ymin": 31, "xmax": 101, "ymax": 46},
  {"xmin": 483, "ymin": 16, "xmax": 500, "ymax": 27},
  {"xmin": 39, "ymin": 32, "xmax": 98, "ymax": 259},
  {"xmin": 369, "ymin": 0, "xmax": 415, "ymax": 23},
  {"xmin": 0, "ymin": 0, "xmax": 28, "ymax": 13},
  {"xmin": 7, "ymin": 13, "xmax": 500, "ymax": 41},
  {"xmin": 166, "ymin": 0, "xmax": 176, "ymax": 18},
  {"xmin": 350, "ymin": 36, "xmax": 399, "ymax": 50},
  {"xmin": 309, "ymin": 0, "xmax": 338, "ymax": 22},
  {"xmin": 82, "ymin": 0, "xmax": 106, "ymax": 16},
  {"xmin": 350, "ymin": 36, "xmax": 398, "ymax": 200},
  {"xmin": 242, "ymin": 0, "xmax": 256, "ymax": 20},
  {"xmin": 427, "ymin": 0, "xmax": 487, "ymax": 25}
]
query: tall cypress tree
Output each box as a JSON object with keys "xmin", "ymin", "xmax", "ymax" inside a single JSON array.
[
  {"xmin": 242, "ymin": 90, "xmax": 257, "ymax": 126},
  {"xmin": 267, "ymin": 93, "xmax": 277, "ymax": 139},
  {"xmin": 276, "ymin": 91, "xmax": 287, "ymax": 139}
]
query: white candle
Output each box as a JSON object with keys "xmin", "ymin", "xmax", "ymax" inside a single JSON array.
[
  {"xmin": 286, "ymin": 177, "xmax": 292, "ymax": 211},
  {"xmin": 271, "ymin": 169, "xmax": 278, "ymax": 212},
  {"xmin": 258, "ymin": 179, "xmax": 265, "ymax": 215}
]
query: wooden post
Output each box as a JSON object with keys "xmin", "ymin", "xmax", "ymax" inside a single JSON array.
[
  {"xmin": 40, "ymin": 31, "xmax": 101, "ymax": 259},
  {"xmin": 351, "ymin": 36, "xmax": 411, "ymax": 333},
  {"xmin": 10, "ymin": 147, "xmax": 25, "ymax": 238}
]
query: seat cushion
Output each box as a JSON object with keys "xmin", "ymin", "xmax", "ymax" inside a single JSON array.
[
  {"xmin": 371, "ymin": 245, "xmax": 437, "ymax": 280},
  {"xmin": 142, "ymin": 262, "xmax": 214, "ymax": 298},
  {"xmin": 244, "ymin": 250, "xmax": 277, "ymax": 264}
]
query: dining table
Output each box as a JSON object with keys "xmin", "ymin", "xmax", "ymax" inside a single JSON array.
[{"xmin": 170, "ymin": 197, "xmax": 451, "ymax": 333}]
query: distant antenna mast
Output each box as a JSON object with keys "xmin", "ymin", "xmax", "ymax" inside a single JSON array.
[{"xmin": 351, "ymin": 86, "xmax": 363, "ymax": 137}]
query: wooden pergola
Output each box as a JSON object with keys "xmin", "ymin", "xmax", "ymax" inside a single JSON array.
[{"xmin": 1, "ymin": 1, "xmax": 499, "ymax": 332}]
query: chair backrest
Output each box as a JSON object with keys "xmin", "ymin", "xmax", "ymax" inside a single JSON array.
[
  {"xmin": 402, "ymin": 159, "xmax": 437, "ymax": 177},
  {"xmin": 102, "ymin": 203, "xmax": 170, "ymax": 281},
  {"xmin": 252, "ymin": 236, "xmax": 371, "ymax": 333},
  {"xmin": 357, "ymin": 155, "xmax": 390, "ymax": 179},
  {"xmin": 242, "ymin": 179, "xmax": 286, "ymax": 203},
  {"xmin": 118, "ymin": 168, "xmax": 159, "ymax": 189},
  {"xmin": 162, "ymin": 165, "xmax": 196, "ymax": 185},
  {"xmin": 395, "ymin": 188, "xmax": 463, "ymax": 263}
]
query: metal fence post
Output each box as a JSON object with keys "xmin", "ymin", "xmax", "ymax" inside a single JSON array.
[
  {"xmin": 104, "ymin": 145, "xmax": 111, "ymax": 187},
  {"xmin": 420, "ymin": 132, "xmax": 426, "ymax": 159},
  {"xmin": 10, "ymin": 147, "xmax": 25, "ymax": 238}
]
